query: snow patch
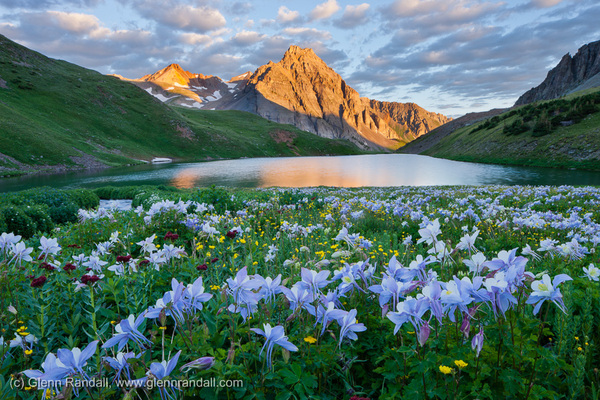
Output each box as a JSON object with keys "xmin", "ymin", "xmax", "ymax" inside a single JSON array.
[
  {"xmin": 145, "ymin": 87, "xmax": 171, "ymax": 102},
  {"xmin": 180, "ymin": 102, "xmax": 204, "ymax": 109}
]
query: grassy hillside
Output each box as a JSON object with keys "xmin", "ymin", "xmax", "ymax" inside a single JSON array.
[
  {"xmin": 0, "ymin": 35, "xmax": 360, "ymax": 177},
  {"xmin": 423, "ymin": 88, "xmax": 600, "ymax": 170}
]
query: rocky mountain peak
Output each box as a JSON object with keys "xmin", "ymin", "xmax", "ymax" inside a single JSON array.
[
  {"xmin": 515, "ymin": 39, "xmax": 600, "ymax": 105},
  {"xmin": 122, "ymin": 46, "xmax": 451, "ymax": 150}
]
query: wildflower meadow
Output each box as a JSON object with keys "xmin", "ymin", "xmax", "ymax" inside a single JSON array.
[{"xmin": 1, "ymin": 185, "xmax": 600, "ymax": 399}]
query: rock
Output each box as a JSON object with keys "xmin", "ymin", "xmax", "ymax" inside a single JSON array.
[{"xmin": 515, "ymin": 40, "xmax": 600, "ymax": 106}]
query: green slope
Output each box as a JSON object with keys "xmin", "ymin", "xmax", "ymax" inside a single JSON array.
[
  {"xmin": 423, "ymin": 88, "xmax": 600, "ymax": 170},
  {"xmin": 0, "ymin": 35, "xmax": 360, "ymax": 177}
]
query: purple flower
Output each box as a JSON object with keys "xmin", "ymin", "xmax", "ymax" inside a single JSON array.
[
  {"xmin": 471, "ymin": 328, "xmax": 484, "ymax": 357},
  {"xmin": 180, "ymin": 356, "xmax": 214, "ymax": 372},
  {"xmin": 251, "ymin": 324, "xmax": 298, "ymax": 369}
]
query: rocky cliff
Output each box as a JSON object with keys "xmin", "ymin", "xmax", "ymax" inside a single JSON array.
[
  {"xmin": 515, "ymin": 40, "xmax": 600, "ymax": 106},
  {"xmin": 123, "ymin": 46, "xmax": 451, "ymax": 150}
]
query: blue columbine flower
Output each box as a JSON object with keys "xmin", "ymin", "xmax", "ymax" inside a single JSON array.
[
  {"xmin": 184, "ymin": 276, "xmax": 213, "ymax": 313},
  {"xmin": 254, "ymin": 274, "xmax": 283, "ymax": 304},
  {"xmin": 526, "ymin": 273, "xmax": 572, "ymax": 315},
  {"xmin": 57, "ymin": 340, "xmax": 98, "ymax": 380},
  {"xmin": 24, "ymin": 353, "xmax": 71, "ymax": 399},
  {"xmin": 251, "ymin": 324, "xmax": 298, "ymax": 369},
  {"xmin": 103, "ymin": 314, "xmax": 152, "ymax": 351},
  {"xmin": 337, "ymin": 309, "xmax": 366, "ymax": 347},
  {"xmin": 299, "ymin": 268, "xmax": 331, "ymax": 299},
  {"xmin": 136, "ymin": 351, "xmax": 182, "ymax": 400},
  {"xmin": 104, "ymin": 351, "xmax": 138, "ymax": 382},
  {"xmin": 226, "ymin": 267, "xmax": 262, "ymax": 321},
  {"xmin": 308, "ymin": 301, "xmax": 347, "ymax": 336},
  {"xmin": 281, "ymin": 283, "xmax": 313, "ymax": 312},
  {"xmin": 146, "ymin": 279, "xmax": 188, "ymax": 325},
  {"xmin": 440, "ymin": 278, "xmax": 474, "ymax": 322}
]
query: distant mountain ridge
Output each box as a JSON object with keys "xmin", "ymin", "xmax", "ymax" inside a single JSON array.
[
  {"xmin": 122, "ymin": 46, "xmax": 451, "ymax": 150},
  {"xmin": 515, "ymin": 40, "xmax": 600, "ymax": 106}
]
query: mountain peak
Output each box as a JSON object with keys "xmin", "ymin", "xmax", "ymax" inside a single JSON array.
[
  {"xmin": 515, "ymin": 39, "xmax": 600, "ymax": 105},
  {"xmin": 284, "ymin": 45, "xmax": 316, "ymax": 57}
]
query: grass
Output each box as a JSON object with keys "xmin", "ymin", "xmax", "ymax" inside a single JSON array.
[
  {"xmin": 0, "ymin": 35, "xmax": 361, "ymax": 176},
  {"xmin": 424, "ymin": 87, "xmax": 600, "ymax": 170}
]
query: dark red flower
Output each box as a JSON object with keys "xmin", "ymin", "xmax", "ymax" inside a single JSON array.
[
  {"xmin": 226, "ymin": 230, "xmax": 238, "ymax": 239},
  {"xmin": 197, "ymin": 264, "xmax": 208, "ymax": 271},
  {"xmin": 81, "ymin": 274, "xmax": 101, "ymax": 285},
  {"xmin": 139, "ymin": 259, "xmax": 150, "ymax": 265},
  {"xmin": 85, "ymin": 267, "xmax": 92, "ymax": 272},
  {"xmin": 63, "ymin": 263, "xmax": 77, "ymax": 273},
  {"xmin": 116, "ymin": 255, "xmax": 132, "ymax": 263},
  {"xmin": 164, "ymin": 231, "xmax": 179, "ymax": 241},
  {"xmin": 67, "ymin": 244, "xmax": 82, "ymax": 249},
  {"xmin": 211, "ymin": 258, "xmax": 219, "ymax": 264},
  {"xmin": 39, "ymin": 262, "xmax": 56, "ymax": 271},
  {"xmin": 31, "ymin": 276, "xmax": 47, "ymax": 288}
]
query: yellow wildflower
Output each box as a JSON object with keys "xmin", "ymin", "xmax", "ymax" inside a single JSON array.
[
  {"xmin": 304, "ymin": 336, "xmax": 317, "ymax": 344},
  {"xmin": 454, "ymin": 360, "xmax": 468, "ymax": 369},
  {"xmin": 439, "ymin": 365, "xmax": 453, "ymax": 375}
]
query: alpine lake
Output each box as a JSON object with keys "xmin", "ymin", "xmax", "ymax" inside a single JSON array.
[{"xmin": 1, "ymin": 154, "xmax": 600, "ymax": 192}]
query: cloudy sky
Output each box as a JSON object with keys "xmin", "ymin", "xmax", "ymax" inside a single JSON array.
[{"xmin": 0, "ymin": 0, "xmax": 599, "ymax": 117}]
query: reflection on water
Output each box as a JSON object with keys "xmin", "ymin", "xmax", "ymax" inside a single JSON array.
[{"xmin": 1, "ymin": 154, "xmax": 600, "ymax": 193}]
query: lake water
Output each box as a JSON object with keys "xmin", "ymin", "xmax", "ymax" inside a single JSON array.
[{"xmin": 1, "ymin": 154, "xmax": 600, "ymax": 192}]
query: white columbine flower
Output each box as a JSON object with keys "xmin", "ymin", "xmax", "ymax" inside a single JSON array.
[{"xmin": 583, "ymin": 264, "xmax": 600, "ymax": 281}]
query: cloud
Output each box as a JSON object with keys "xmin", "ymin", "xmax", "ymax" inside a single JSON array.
[
  {"xmin": 530, "ymin": 0, "xmax": 563, "ymax": 8},
  {"xmin": 180, "ymin": 32, "xmax": 212, "ymax": 46},
  {"xmin": 282, "ymin": 27, "xmax": 332, "ymax": 41},
  {"xmin": 381, "ymin": 0, "xmax": 505, "ymax": 37},
  {"xmin": 277, "ymin": 6, "xmax": 301, "ymax": 24},
  {"xmin": 225, "ymin": 1, "xmax": 254, "ymax": 16},
  {"xmin": 231, "ymin": 30, "xmax": 266, "ymax": 46},
  {"xmin": 334, "ymin": 3, "xmax": 370, "ymax": 29},
  {"xmin": 131, "ymin": 0, "xmax": 227, "ymax": 32},
  {"xmin": 45, "ymin": 11, "xmax": 102, "ymax": 34},
  {"xmin": 0, "ymin": 0, "xmax": 102, "ymax": 7},
  {"xmin": 351, "ymin": 2, "xmax": 600, "ymax": 112},
  {"xmin": 310, "ymin": 0, "xmax": 341, "ymax": 20}
]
